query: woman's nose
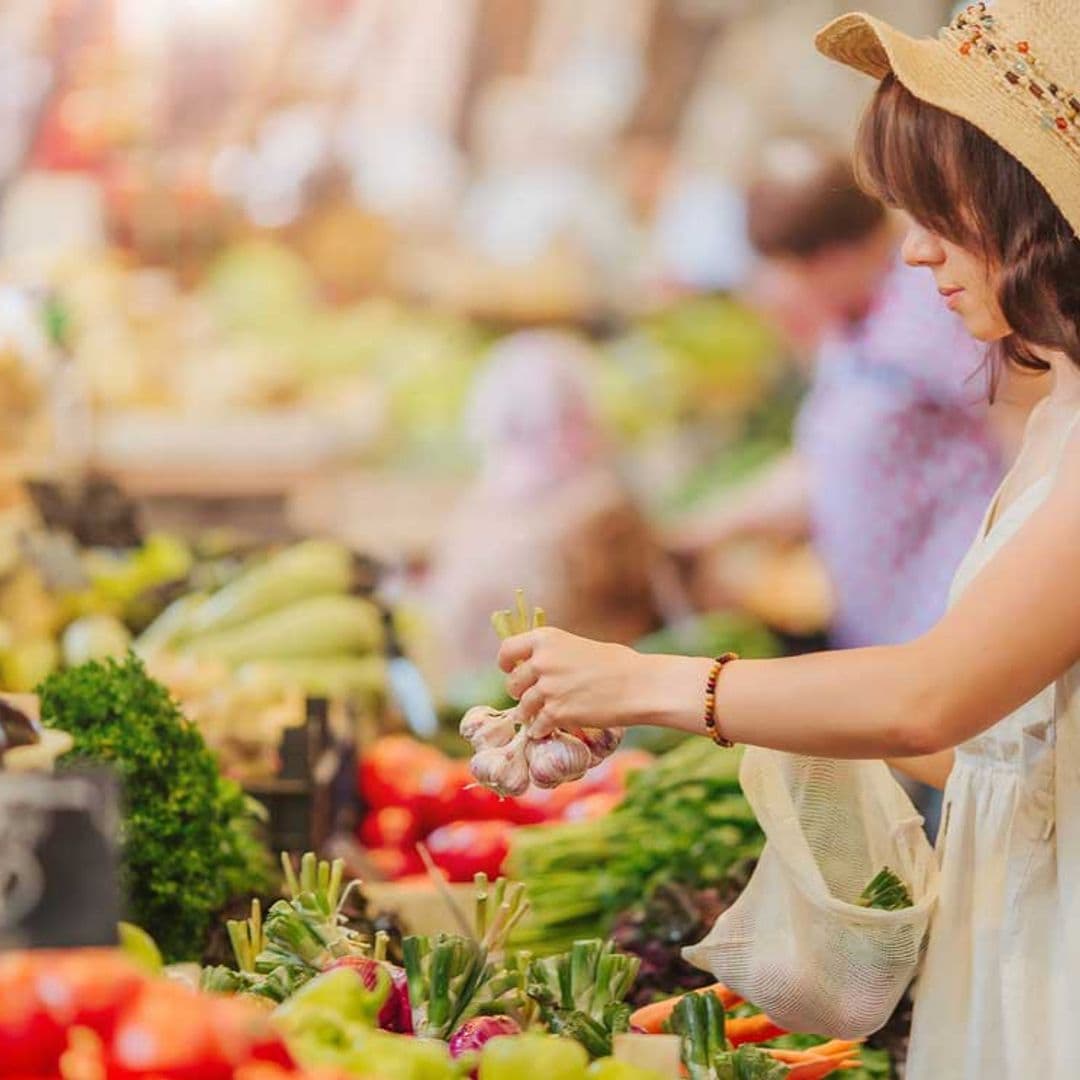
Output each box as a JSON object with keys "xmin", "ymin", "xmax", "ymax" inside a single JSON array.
[{"xmin": 901, "ymin": 223, "xmax": 945, "ymax": 267}]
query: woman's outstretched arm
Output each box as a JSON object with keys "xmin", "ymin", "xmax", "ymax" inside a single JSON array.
[{"xmin": 499, "ymin": 434, "xmax": 1080, "ymax": 760}]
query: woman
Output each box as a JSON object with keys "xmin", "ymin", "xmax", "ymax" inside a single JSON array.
[{"xmin": 497, "ymin": 3, "xmax": 1080, "ymax": 1075}]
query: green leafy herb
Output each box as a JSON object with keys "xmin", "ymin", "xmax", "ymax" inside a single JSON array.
[
  {"xmin": 40, "ymin": 654, "xmax": 271, "ymax": 962},
  {"xmin": 856, "ymin": 868, "xmax": 913, "ymax": 912}
]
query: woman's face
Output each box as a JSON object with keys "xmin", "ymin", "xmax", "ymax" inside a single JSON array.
[{"xmin": 900, "ymin": 219, "xmax": 1011, "ymax": 341}]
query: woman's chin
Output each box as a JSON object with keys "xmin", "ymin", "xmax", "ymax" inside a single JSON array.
[{"xmin": 960, "ymin": 316, "xmax": 1011, "ymax": 343}]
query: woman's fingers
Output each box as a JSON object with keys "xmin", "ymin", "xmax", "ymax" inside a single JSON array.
[
  {"xmin": 506, "ymin": 660, "xmax": 538, "ymax": 701},
  {"xmin": 529, "ymin": 707, "xmax": 559, "ymax": 740},
  {"xmin": 517, "ymin": 684, "xmax": 545, "ymax": 723},
  {"xmin": 498, "ymin": 631, "xmax": 536, "ymax": 673}
]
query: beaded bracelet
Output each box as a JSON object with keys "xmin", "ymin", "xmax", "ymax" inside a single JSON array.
[{"xmin": 704, "ymin": 652, "xmax": 739, "ymax": 747}]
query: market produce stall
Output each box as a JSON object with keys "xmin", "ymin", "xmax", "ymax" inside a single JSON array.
[
  {"xmin": 0, "ymin": 625, "xmax": 901, "ymax": 1079},
  {"xmin": 0, "ymin": 4, "xmax": 972, "ymax": 1077}
]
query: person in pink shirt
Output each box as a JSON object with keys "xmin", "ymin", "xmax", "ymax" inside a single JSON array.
[{"xmin": 673, "ymin": 139, "xmax": 1038, "ymax": 651}]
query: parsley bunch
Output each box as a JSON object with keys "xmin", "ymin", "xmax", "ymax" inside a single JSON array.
[{"xmin": 39, "ymin": 654, "xmax": 271, "ymax": 961}]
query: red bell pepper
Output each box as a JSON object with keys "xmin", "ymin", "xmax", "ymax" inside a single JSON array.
[
  {"xmin": 578, "ymin": 749, "xmax": 655, "ymax": 794},
  {"xmin": 444, "ymin": 759, "xmax": 544, "ymax": 826},
  {"xmin": 424, "ymin": 819, "xmax": 513, "ymax": 882},
  {"xmin": 560, "ymin": 790, "xmax": 621, "ymax": 823},
  {"xmin": 366, "ymin": 845, "xmax": 424, "ymax": 880},
  {"xmin": 516, "ymin": 773, "xmax": 594, "ymax": 820},
  {"xmin": 358, "ymin": 736, "xmax": 449, "ymax": 812},
  {"xmin": 359, "ymin": 805, "xmax": 423, "ymax": 850}
]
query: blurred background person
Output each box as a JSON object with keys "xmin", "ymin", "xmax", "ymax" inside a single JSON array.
[
  {"xmin": 424, "ymin": 329, "xmax": 662, "ymax": 684},
  {"xmin": 668, "ymin": 137, "xmax": 1046, "ymax": 832}
]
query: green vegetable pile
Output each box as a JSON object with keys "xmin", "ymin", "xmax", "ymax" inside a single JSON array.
[
  {"xmin": 202, "ymin": 852, "xmax": 372, "ymax": 1002},
  {"xmin": 527, "ymin": 940, "xmax": 639, "ymax": 1058},
  {"xmin": 635, "ymin": 612, "xmax": 780, "ymax": 663},
  {"xmin": 401, "ymin": 873, "xmax": 533, "ymax": 1038},
  {"xmin": 40, "ymin": 654, "xmax": 271, "ymax": 961},
  {"xmin": 662, "ymin": 373, "xmax": 803, "ymax": 515},
  {"xmin": 510, "ymin": 739, "xmax": 762, "ymax": 952},
  {"xmin": 278, "ymin": 967, "xmax": 661, "ymax": 1080}
]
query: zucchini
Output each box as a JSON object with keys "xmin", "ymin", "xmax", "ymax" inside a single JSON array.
[
  {"xmin": 180, "ymin": 595, "xmax": 382, "ymax": 665},
  {"xmin": 238, "ymin": 656, "xmax": 387, "ymax": 698},
  {"xmin": 184, "ymin": 540, "xmax": 354, "ymax": 636}
]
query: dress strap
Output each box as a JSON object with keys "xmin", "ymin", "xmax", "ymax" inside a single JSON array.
[{"xmin": 1051, "ymin": 406, "xmax": 1080, "ymax": 478}]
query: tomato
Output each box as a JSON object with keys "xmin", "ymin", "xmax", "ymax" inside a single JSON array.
[
  {"xmin": 0, "ymin": 949, "xmax": 144, "ymax": 1077},
  {"xmin": 0, "ymin": 953, "xmax": 65, "ymax": 1076},
  {"xmin": 358, "ymin": 805, "xmax": 422, "ymax": 850},
  {"xmin": 235, "ymin": 1067, "xmax": 351, "ymax": 1080},
  {"xmin": 207, "ymin": 994, "xmax": 294, "ymax": 1068},
  {"xmin": 0, "ymin": 950, "xmax": 290, "ymax": 1080},
  {"xmin": 35, "ymin": 949, "xmax": 144, "ymax": 1042},
  {"xmin": 424, "ymin": 820, "xmax": 513, "ymax": 882},
  {"xmin": 109, "ymin": 981, "xmax": 230, "ymax": 1080}
]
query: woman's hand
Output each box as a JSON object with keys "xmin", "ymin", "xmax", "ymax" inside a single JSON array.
[{"xmin": 498, "ymin": 627, "xmax": 708, "ymax": 739}]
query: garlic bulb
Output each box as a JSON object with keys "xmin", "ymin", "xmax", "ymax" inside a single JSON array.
[
  {"xmin": 573, "ymin": 726, "xmax": 624, "ymax": 767},
  {"xmin": 469, "ymin": 734, "xmax": 531, "ymax": 797},
  {"xmin": 525, "ymin": 730, "xmax": 591, "ymax": 789},
  {"xmin": 460, "ymin": 705, "xmax": 517, "ymax": 749}
]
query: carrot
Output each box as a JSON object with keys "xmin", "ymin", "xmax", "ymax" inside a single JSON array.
[
  {"xmin": 725, "ymin": 1013, "xmax": 788, "ymax": 1046},
  {"xmin": 810, "ymin": 1040, "xmax": 862, "ymax": 1057},
  {"xmin": 767, "ymin": 1041, "xmax": 861, "ymax": 1063},
  {"xmin": 783, "ymin": 1058, "xmax": 856, "ymax": 1080},
  {"xmin": 629, "ymin": 983, "xmax": 744, "ymax": 1034},
  {"xmin": 766, "ymin": 1044, "xmax": 863, "ymax": 1080}
]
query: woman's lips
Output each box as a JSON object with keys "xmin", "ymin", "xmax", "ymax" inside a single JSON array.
[{"xmin": 939, "ymin": 286, "xmax": 965, "ymax": 310}]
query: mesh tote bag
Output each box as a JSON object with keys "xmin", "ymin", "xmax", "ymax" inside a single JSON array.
[{"xmin": 683, "ymin": 748, "xmax": 939, "ymax": 1038}]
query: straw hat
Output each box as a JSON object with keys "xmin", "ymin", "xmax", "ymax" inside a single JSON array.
[{"xmin": 816, "ymin": 1, "xmax": 1080, "ymax": 237}]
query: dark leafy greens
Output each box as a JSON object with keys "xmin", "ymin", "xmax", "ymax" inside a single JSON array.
[
  {"xmin": 40, "ymin": 654, "xmax": 271, "ymax": 961},
  {"xmin": 511, "ymin": 739, "xmax": 762, "ymax": 952}
]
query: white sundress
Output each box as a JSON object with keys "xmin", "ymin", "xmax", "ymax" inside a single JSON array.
[{"xmin": 906, "ymin": 416, "xmax": 1080, "ymax": 1078}]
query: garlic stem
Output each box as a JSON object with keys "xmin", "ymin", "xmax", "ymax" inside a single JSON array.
[
  {"xmin": 514, "ymin": 588, "xmax": 529, "ymax": 634},
  {"xmin": 492, "ymin": 610, "xmax": 514, "ymax": 640}
]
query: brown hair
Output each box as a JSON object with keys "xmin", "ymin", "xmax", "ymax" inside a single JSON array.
[
  {"xmin": 856, "ymin": 74, "xmax": 1080, "ymax": 374},
  {"xmin": 746, "ymin": 144, "xmax": 886, "ymax": 259}
]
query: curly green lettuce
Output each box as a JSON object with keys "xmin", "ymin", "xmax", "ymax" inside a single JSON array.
[{"xmin": 39, "ymin": 654, "xmax": 271, "ymax": 961}]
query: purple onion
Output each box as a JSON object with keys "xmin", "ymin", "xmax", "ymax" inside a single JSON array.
[{"xmin": 448, "ymin": 1015, "xmax": 522, "ymax": 1057}]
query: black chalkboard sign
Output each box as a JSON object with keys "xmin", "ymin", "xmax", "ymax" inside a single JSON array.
[{"xmin": 0, "ymin": 768, "xmax": 121, "ymax": 950}]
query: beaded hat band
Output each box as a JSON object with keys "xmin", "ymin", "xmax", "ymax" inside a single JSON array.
[{"xmin": 815, "ymin": 1, "xmax": 1080, "ymax": 239}]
